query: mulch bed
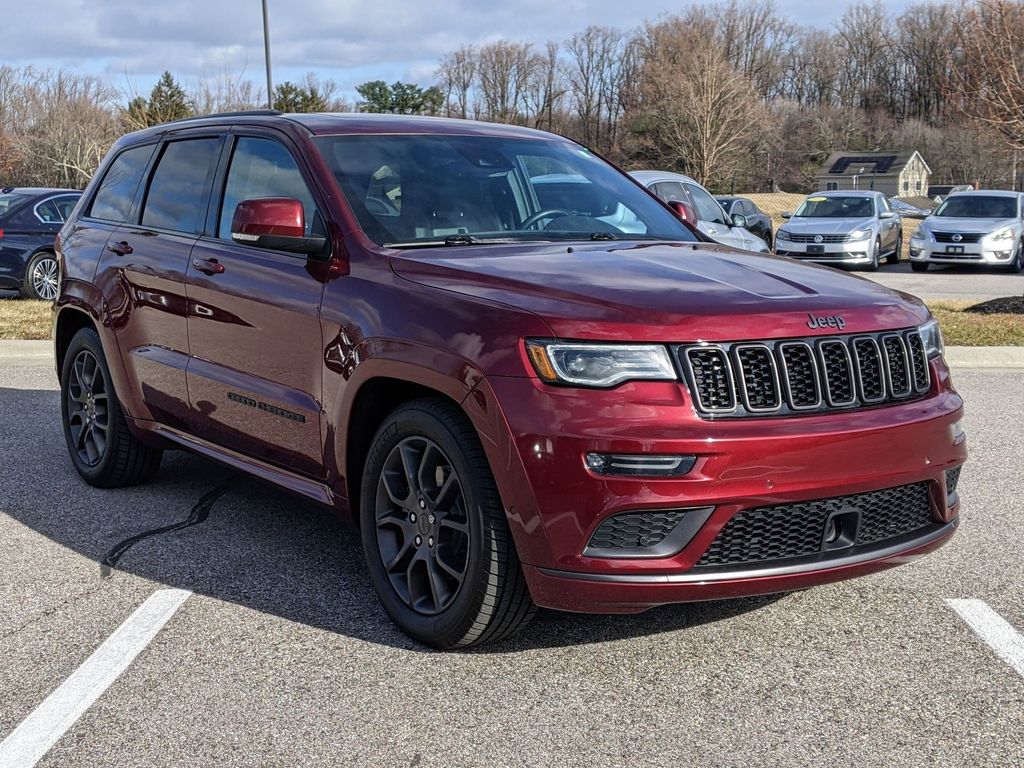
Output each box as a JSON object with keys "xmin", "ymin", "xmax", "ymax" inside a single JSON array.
[{"xmin": 965, "ymin": 296, "xmax": 1024, "ymax": 315}]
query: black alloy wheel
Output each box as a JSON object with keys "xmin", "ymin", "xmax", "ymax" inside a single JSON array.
[
  {"xmin": 66, "ymin": 349, "xmax": 110, "ymax": 467},
  {"xmin": 374, "ymin": 436, "xmax": 471, "ymax": 615}
]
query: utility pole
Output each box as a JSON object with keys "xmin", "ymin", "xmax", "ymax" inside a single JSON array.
[{"xmin": 262, "ymin": 0, "xmax": 273, "ymax": 110}]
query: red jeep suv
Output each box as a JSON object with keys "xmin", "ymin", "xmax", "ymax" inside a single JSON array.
[{"xmin": 54, "ymin": 112, "xmax": 966, "ymax": 648}]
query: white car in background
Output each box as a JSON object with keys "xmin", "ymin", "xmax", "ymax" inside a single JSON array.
[
  {"xmin": 909, "ymin": 190, "xmax": 1024, "ymax": 272},
  {"xmin": 630, "ymin": 171, "xmax": 769, "ymax": 253},
  {"xmin": 774, "ymin": 190, "xmax": 901, "ymax": 271}
]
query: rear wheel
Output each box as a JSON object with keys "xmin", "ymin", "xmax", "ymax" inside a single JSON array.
[
  {"xmin": 60, "ymin": 328, "xmax": 162, "ymax": 487},
  {"xmin": 911, "ymin": 261, "xmax": 929, "ymax": 272},
  {"xmin": 22, "ymin": 251, "xmax": 59, "ymax": 301},
  {"xmin": 360, "ymin": 398, "xmax": 534, "ymax": 649}
]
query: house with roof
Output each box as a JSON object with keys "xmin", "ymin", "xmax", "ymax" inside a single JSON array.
[{"xmin": 814, "ymin": 150, "xmax": 931, "ymax": 198}]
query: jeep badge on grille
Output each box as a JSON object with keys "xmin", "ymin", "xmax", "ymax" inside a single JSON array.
[{"xmin": 806, "ymin": 314, "xmax": 847, "ymax": 330}]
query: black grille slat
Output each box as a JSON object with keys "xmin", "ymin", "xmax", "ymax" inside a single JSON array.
[
  {"xmin": 907, "ymin": 333, "xmax": 930, "ymax": 392},
  {"xmin": 735, "ymin": 345, "xmax": 780, "ymax": 411},
  {"xmin": 779, "ymin": 343, "xmax": 820, "ymax": 408},
  {"xmin": 945, "ymin": 467, "xmax": 962, "ymax": 497},
  {"xmin": 686, "ymin": 348, "xmax": 736, "ymax": 412},
  {"xmin": 588, "ymin": 510, "xmax": 688, "ymax": 551},
  {"xmin": 819, "ymin": 340, "xmax": 856, "ymax": 405},
  {"xmin": 785, "ymin": 233, "xmax": 852, "ymax": 243},
  {"xmin": 696, "ymin": 483, "xmax": 934, "ymax": 567},
  {"xmin": 882, "ymin": 335, "xmax": 912, "ymax": 397},
  {"xmin": 852, "ymin": 338, "xmax": 886, "ymax": 402},
  {"xmin": 679, "ymin": 329, "xmax": 930, "ymax": 419}
]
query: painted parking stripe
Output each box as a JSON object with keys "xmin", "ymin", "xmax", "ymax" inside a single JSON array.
[
  {"xmin": 0, "ymin": 588, "xmax": 191, "ymax": 768},
  {"xmin": 946, "ymin": 598, "xmax": 1024, "ymax": 679}
]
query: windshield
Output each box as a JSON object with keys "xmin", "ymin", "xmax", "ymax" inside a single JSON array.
[
  {"xmin": 934, "ymin": 195, "xmax": 1017, "ymax": 219},
  {"xmin": 314, "ymin": 134, "xmax": 696, "ymax": 247},
  {"xmin": 0, "ymin": 192, "xmax": 31, "ymax": 218},
  {"xmin": 793, "ymin": 195, "xmax": 874, "ymax": 218}
]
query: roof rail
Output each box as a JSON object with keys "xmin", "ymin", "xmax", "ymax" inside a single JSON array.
[{"xmin": 157, "ymin": 109, "xmax": 283, "ymax": 127}]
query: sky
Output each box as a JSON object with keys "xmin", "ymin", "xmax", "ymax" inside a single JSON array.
[{"xmin": 0, "ymin": 0, "xmax": 918, "ymax": 99}]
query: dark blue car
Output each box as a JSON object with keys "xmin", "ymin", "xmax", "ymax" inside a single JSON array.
[{"xmin": 0, "ymin": 187, "xmax": 82, "ymax": 300}]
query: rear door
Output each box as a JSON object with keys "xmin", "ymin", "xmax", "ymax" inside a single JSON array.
[
  {"xmin": 92, "ymin": 134, "xmax": 223, "ymax": 429},
  {"xmin": 184, "ymin": 131, "xmax": 327, "ymax": 478}
]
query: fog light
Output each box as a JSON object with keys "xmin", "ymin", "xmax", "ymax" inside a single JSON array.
[
  {"xmin": 949, "ymin": 420, "xmax": 965, "ymax": 443},
  {"xmin": 585, "ymin": 453, "xmax": 697, "ymax": 477}
]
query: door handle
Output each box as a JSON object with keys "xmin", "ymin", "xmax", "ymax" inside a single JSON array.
[
  {"xmin": 107, "ymin": 241, "xmax": 133, "ymax": 256},
  {"xmin": 192, "ymin": 257, "xmax": 225, "ymax": 276}
]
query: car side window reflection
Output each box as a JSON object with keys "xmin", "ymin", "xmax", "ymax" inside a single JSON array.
[
  {"xmin": 218, "ymin": 137, "xmax": 318, "ymax": 240},
  {"xmin": 685, "ymin": 183, "xmax": 728, "ymax": 225}
]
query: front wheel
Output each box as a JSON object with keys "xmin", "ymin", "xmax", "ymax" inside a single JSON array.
[
  {"xmin": 360, "ymin": 398, "xmax": 534, "ymax": 649},
  {"xmin": 60, "ymin": 328, "xmax": 162, "ymax": 487},
  {"xmin": 863, "ymin": 238, "xmax": 881, "ymax": 271},
  {"xmin": 1002, "ymin": 239, "xmax": 1023, "ymax": 273},
  {"xmin": 886, "ymin": 233, "xmax": 902, "ymax": 265}
]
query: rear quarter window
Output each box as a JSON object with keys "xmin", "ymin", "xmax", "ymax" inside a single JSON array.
[{"xmin": 89, "ymin": 145, "xmax": 156, "ymax": 223}]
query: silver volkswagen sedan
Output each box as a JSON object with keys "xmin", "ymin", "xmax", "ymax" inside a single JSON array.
[
  {"xmin": 908, "ymin": 190, "xmax": 1024, "ymax": 272},
  {"xmin": 775, "ymin": 190, "xmax": 902, "ymax": 271}
]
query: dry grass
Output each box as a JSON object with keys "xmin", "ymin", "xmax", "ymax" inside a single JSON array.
[
  {"xmin": 0, "ymin": 298, "xmax": 51, "ymax": 340},
  {"xmin": 927, "ymin": 300, "xmax": 1024, "ymax": 347}
]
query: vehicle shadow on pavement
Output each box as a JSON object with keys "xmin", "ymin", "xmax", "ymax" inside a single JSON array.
[{"xmin": 0, "ymin": 386, "xmax": 781, "ymax": 653}]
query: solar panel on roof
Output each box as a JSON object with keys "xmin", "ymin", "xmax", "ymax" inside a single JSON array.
[{"xmin": 828, "ymin": 155, "xmax": 899, "ymax": 174}]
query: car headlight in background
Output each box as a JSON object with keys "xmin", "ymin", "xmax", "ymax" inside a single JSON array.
[
  {"xmin": 918, "ymin": 317, "xmax": 944, "ymax": 359},
  {"xmin": 776, "ymin": 229, "xmax": 792, "ymax": 241},
  {"xmin": 910, "ymin": 229, "xmax": 930, "ymax": 242},
  {"xmin": 985, "ymin": 227, "xmax": 1014, "ymax": 242},
  {"xmin": 526, "ymin": 341, "xmax": 676, "ymax": 387},
  {"xmin": 847, "ymin": 229, "xmax": 871, "ymax": 241}
]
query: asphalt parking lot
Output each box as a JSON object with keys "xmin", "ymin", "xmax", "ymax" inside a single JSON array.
[{"xmin": 1, "ymin": 355, "xmax": 1022, "ymax": 767}]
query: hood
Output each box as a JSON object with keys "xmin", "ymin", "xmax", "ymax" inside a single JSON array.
[
  {"xmin": 920, "ymin": 217, "xmax": 1017, "ymax": 234},
  {"xmin": 781, "ymin": 217, "xmax": 875, "ymax": 235},
  {"xmin": 390, "ymin": 240, "xmax": 928, "ymax": 342}
]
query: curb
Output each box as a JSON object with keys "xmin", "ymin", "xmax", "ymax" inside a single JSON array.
[{"xmin": 3, "ymin": 340, "xmax": 1023, "ymax": 369}]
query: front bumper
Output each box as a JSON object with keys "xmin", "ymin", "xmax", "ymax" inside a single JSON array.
[
  {"xmin": 775, "ymin": 239, "xmax": 873, "ymax": 265},
  {"xmin": 478, "ymin": 358, "xmax": 965, "ymax": 613},
  {"xmin": 909, "ymin": 240, "xmax": 1016, "ymax": 265}
]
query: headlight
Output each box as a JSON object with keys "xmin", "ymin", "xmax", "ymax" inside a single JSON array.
[
  {"xmin": 776, "ymin": 229, "xmax": 792, "ymax": 241},
  {"xmin": 986, "ymin": 227, "xmax": 1014, "ymax": 242},
  {"xmin": 910, "ymin": 229, "xmax": 929, "ymax": 242},
  {"xmin": 847, "ymin": 229, "xmax": 871, "ymax": 241},
  {"xmin": 525, "ymin": 341, "xmax": 676, "ymax": 387},
  {"xmin": 918, "ymin": 317, "xmax": 944, "ymax": 359}
]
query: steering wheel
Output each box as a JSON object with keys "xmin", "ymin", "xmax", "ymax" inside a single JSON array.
[{"xmin": 521, "ymin": 208, "xmax": 574, "ymax": 230}]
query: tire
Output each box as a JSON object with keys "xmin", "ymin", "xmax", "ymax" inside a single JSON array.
[
  {"xmin": 360, "ymin": 397, "xmax": 535, "ymax": 649},
  {"xmin": 22, "ymin": 251, "xmax": 59, "ymax": 301},
  {"xmin": 886, "ymin": 233, "xmax": 901, "ymax": 265},
  {"xmin": 763, "ymin": 231, "xmax": 773, "ymax": 251},
  {"xmin": 864, "ymin": 238, "xmax": 881, "ymax": 271},
  {"xmin": 60, "ymin": 328, "xmax": 162, "ymax": 487},
  {"xmin": 911, "ymin": 261, "xmax": 929, "ymax": 272}
]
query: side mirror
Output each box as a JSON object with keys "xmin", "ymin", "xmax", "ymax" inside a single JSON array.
[
  {"xmin": 731, "ymin": 214, "xmax": 748, "ymax": 230},
  {"xmin": 668, "ymin": 199, "xmax": 698, "ymax": 228},
  {"xmin": 781, "ymin": 211, "xmax": 792, "ymax": 219},
  {"xmin": 880, "ymin": 211, "xmax": 896, "ymax": 219},
  {"xmin": 231, "ymin": 198, "xmax": 327, "ymax": 255}
]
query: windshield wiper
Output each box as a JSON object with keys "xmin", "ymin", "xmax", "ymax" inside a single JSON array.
[
  {"xmin": 384, "ymin": 235, "xmax": 483, "ymax": 249},
  {"xmin": 589, "ymin": 232, "xmax": 619, "ymax": 240}
]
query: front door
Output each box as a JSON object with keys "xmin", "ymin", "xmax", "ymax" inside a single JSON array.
[{"xmin": 184, "ymin": 133, "xmax": 327, "ymax": 478}]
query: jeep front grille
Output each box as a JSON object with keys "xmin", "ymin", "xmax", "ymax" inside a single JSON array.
[{"xmin": 678, "ymin": 329, "xmax": 930, "ymax": 418}]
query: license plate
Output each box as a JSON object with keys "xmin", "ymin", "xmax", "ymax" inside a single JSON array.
[
  {"xmin": 945, "ymin": 245, "xmax": 965, "ymax": 255},
  {"xmin": 807, "ymin": 244, "xmax": 825, "ymax": 255}
]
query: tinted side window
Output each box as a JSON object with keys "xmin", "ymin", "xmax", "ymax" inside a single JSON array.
[
  {"xmin": 142, "ymin": 138, "xmax": 221, "ymax": 234},
  {"xmin": 90, "ymin": 145, "xmax": 155, "ymax": 223},
  {"xmin": 652, "ymin": 181, "xmax": 688, "ymax": 203},
  {"xmin": 218, "ymin": 137, "xmax": 317, "ymax": 240},
  {"xmin": 55, "ymin": 196, "xmax": 80, "ymax": 219},
  {"xmin": 685, "ymin": 183, "xmax": 728, "ymax": 225},
  {"xmin": 35, "ymin": 199, "xmax": 64, "ymax": 223}
]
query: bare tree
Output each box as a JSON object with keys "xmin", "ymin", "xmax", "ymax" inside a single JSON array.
[
  {"xmin": 951, "ymin": 0, "xmax": 1024, "ymax": 150},
  {"xmin": 476, "ymin": 41, "xmax": 536, "ymax": 123},
  {"xmin": 438, "ymin": 46, "xmax": 477, "ymax": 119},
  {"xmin": 524, "ymin": 42, "xmax": 567, "ymax": 132}
]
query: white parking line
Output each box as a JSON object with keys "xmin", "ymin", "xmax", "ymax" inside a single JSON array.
[
  {"xmin": 946, "ymin": 598, "xmax": 1024, "ymax": 679},
  {"xmin": 0, "ymin": 588, "xmax": 191, "ymax": 768}
]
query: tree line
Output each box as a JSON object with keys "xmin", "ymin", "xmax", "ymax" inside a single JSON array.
[{"xmin": 0, "ymin": 0, "xmax": 1021, "ymax": 193}]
